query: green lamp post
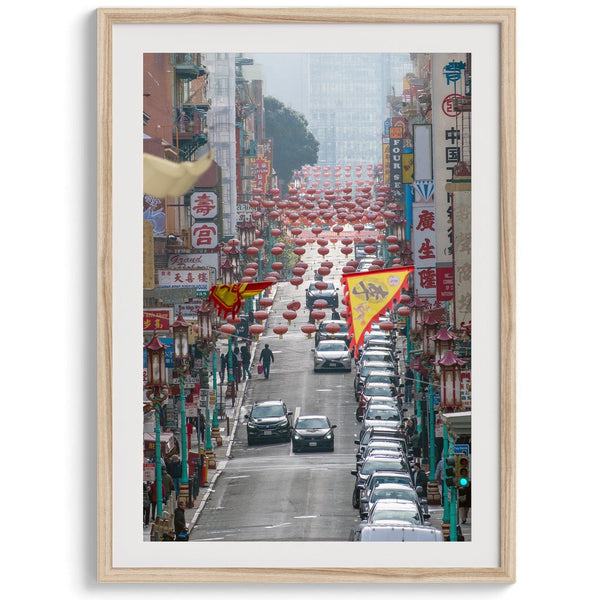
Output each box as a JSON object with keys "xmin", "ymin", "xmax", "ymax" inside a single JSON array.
[
  {"xmin": 143, "ymin": 332, "xmax": 169, "ymax": 521},
  {"xmin": 171, "ymin": 308, "xmax": 192, "ymax": 502}
]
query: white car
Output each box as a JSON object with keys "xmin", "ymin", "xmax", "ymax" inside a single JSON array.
[{"xmin": 313, "ymin": 339, "xmax": 352, "ymax": 372}]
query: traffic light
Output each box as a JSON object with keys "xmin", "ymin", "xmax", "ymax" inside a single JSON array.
[
  {"xmin": 444, "ymin": 456, "xmax": 456, "ymax": 487},
  {"xmin": 456, "ymin": 454, "xmax": 470, "ymax": 488}
]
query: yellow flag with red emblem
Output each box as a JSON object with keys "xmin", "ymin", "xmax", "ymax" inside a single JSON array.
[
  {"xmin": 208, "ymin": 281, "xmax": 271, "ymax": 319},
  {"xmin": 341, "ymin": 267, "xmax": 413, "ymax": 357}
]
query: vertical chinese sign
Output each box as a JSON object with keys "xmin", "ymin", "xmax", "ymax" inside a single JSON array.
[
  {"xmin": 252, "ymin": 157, "xmax": 270, "ymax": 193},
  {"xmin": 412, "ymin": 180, "xmax": 437, "ymax": 301},
  {"xmin": 432, "ymin": 54, "xmax": 470, "ymax": 308}
]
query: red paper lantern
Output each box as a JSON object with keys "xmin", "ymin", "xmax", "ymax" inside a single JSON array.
[
  {"xmin": 253, "ymin": 310, "xmax": 269, "ymax": 322},
  {"xmin": 341, "ymin": 246, "xmax": 353, "ymax": 255},
  {"xmin": 378, "ymin": 321, "xmax": 395, "ymax": 332},
  {"xmin": 271, "ymin": 246, "xmax": 283, "ymax": 256},
  {"xmin": 314, "ymin": 281, "xmax": 328, "ymax": 291},
  {"xmin": 293, "ymin": 247, "xmax": 306, "ymax": 256},
  {"xmin": 273, "ymin": 324, "xmax": 288, "ymax": 339},
  {"xmin": 220, "ymin": 324, "xmax": 236, "ymax": 336},
  {"xmin": 249, "ymin": 323, "xmax": 264, "ymax": 339},
  {"xmin": 317, "ymin": 247, "xmax": 330, "ymax": 256},
  {"xmin": 246, "ymin": 246, "xmax": 259, "ymax": 256},
  {"xmin": 270, "ymin": 228, "xmax": 282, "ymax": 238},
  {"xmin": 342, "ymin": 265, "xmax": 356, "ymax": 274},
  {"xmin": 290, "ymin": 276, "xmax": 304, "ymax": 288},
  {"xmin": 318, "ymin": 267, "xmax": 330, "ymax": 276},
  {"xmin": 259, "ymin": 298, "xmax": 273, "ymax": 308},
  {"xmin": 310, "ymin": 309, "xmax": 326, "ymax": 322},
  {"xmin": 282, "ymin": 310, "xmax": 297, "ymax": 325},
  {"xmin": 313, "ymin": 299, "xmax": 329, "ymax": 309},
  {"xmin": 364, "ymin": 245, "xmax": 377, "ymax": 254},
  {"xmin": 325, "ymin": 322, "xmax": 341, "ymax": 334}
]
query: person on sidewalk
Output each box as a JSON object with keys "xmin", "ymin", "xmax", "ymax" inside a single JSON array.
[
  {"xmin": 219, "ymin": 350, "xmax": 227, "ymax": 383},
  {"xmin": 233, "ymin": 346, "xmax": 243, "ymax": 383},
  {"xmin": 240, "ymin": 343, "xmax": 252, "ymax": 380},
  {"xmin": 162, "ymin": 467, "xmax": 174, "ymax": 501},
  {"xmin": 198, "ymin": 411, "xmax": 205, "ymax": 444},
  {"xmin": 404, "ymin": 366, "xmax": 414, "ymax": 403},
  {"xmin": 167, "ymin": 455, "xmax": 182, "ymax": 499},
  {"xmin": 143, "ymin": 482, "xmax": 151, "ymax": 526},
  {"xmin": 331, "ymin": 308, "xmax": 341, "ymax": 320},
  {"xmin": 149, "ymin": 480, "xmax": 164, "ymax": 521},
  {"xmin": 174, "ymin": 500, "xmax": 188, "ymax": 541},
  {"xmin": 259, "ymin": 344, "xmax": 275, "ymax": 379}
]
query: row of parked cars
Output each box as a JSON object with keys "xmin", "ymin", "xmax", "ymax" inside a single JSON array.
[{"xmin": 348, "ymin": 322, "xmax": 444, "ymax": 542}]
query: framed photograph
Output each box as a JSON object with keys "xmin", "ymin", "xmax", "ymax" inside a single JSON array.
[{"xmin": 98, "ymin": 8, "xmax": 516, "ymax": 582}]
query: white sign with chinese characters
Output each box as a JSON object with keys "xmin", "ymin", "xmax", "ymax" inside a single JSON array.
[
  {"xmin": 157, "ymin": 268, "xmax": 212, "ymax": 290},
  {"xmin": 190, "ymin": 191, "xmax": 218, "ymax": 220},
  {"xmin": 412, "ymin": 197, "xmax": 437, "ymax": 299},
  {"xmin": 191, "ymin": 222, "xmax": 218, "ymax": 249}
]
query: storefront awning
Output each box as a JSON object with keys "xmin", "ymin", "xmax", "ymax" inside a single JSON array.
[{"xmin": 440, "ymin": 411, "xmax": 471, "ymax": 438}]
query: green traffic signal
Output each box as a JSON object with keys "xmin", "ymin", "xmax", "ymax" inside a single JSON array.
[{"xmin": 456, "ymin": 455, "xmax": 470, "ymax": 487}]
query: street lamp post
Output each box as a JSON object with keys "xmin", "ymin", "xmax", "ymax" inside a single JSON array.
[
  {"xmin": 171, "ymin": 308, "xmax": 192, "ymax": 506},
  {"xmin": 143, "ymin": 332, "xmax": 169, "ymax": 525}
]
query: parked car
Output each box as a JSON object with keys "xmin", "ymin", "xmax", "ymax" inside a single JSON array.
[
  {"xmin": 313, "ymin": 339, "xmax": 352, "ymax": 372},
  {"xmin": 350, "ymin": 524, "xmax": 443, "ymax": 542},
  {"xmin": 306, "ymin": 281, "xmax": 339, "ymax": 309},
  {"xmin": 361, "ymin": 404, "xmax": 403, "ymax": 432},
  {"xmin": 356, "ymin": 440, "xmax": 406, "ymax": 466},
  {"xmin": 356, "ymin": 349, "xmax": 396, "ymax": 370},
  {"xmin": 364, "ymin": 498, "xmax": 428, "ymax": 526},
  {"xmin": 357, "ymin": 470, "xmax": 416, "ymax": 516},
  {"xmin": 356, "ymin": 383, "xmax": 401, "ymax": 420},
  {"xmin": 354, "ymin": 361, "xmax": 397, "ymax": 397},
  {"xmin": 315, "ymin": 319, "xmax": 351, "ymax": 347},
  {"xmin": 355, "ymin": 426, "xmax": 407, "ymax": 457},
  {"xmin": 292, "ymin": 415, "xmax": 336, "ymax": 452},
  {"xmin": 350, "ymin": 455, "xmax": 411, "ymax": 508},
  {"xmin": 359, "ymin": 483, "xmax": 422, "ymax": 519},
  {"xmin": 245, "ymin": 400, "xmax": 292, "ymax": 446}
]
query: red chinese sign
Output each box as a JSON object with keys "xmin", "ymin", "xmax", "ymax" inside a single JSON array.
[
  {"xmin": 143, "ymin": 309, "xmax": 173, "ymax": 332},
  {"xmin": 191, "ymin": 223, "xmax": 218, "ymax": 249},
  {"xmin": 190, "ymin": 191, "xmax": 218, "ymax": 219},
  {"xmin": 252, "ymin": 157, "xmax": 270, "ymax": 193}
]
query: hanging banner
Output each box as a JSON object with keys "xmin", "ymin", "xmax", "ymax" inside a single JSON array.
[
  {"xmin": 341, "ymin": 267, "xmax": 413, "ymax": 357},
  {"xmin": 413, "ymin": 198, "xmax": 437, "ymax": 299},
  {"xmin": 208, "ymin": 281, "xmax": 272, "ymax": 319}
]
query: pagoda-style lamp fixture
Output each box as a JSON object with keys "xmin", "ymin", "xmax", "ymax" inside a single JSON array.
[
  {"xmin": 433, "ymin": 325, "xmax": 456, "ymax": 376},
  {"xmin": 221, "ymin": 258, "xmax": 235, "ymax": 285},
  {"xmin": 196, "ymin": 300, "xmax": 214, "ymax": 342},
  {"xmin": 422, "ymin": 311, "xmax": 442, "ymax": 357},
  {"xmin": 227, "ymin": 244, "xmax": 241, "ymax": 276},
  {"xmin": 409, "ymin": 293, "xmax": 427, "ymax": 333},
  {"xmin": 237, "ymin": 218, "xmax": 257, "ymax": 250},
  {"xmin": 143, "ymin": 332, "xmax": 169, "ymax": 522},
  {"xmin": 437, "ymin": 350, "xmax": 466, "ymax": 409}
]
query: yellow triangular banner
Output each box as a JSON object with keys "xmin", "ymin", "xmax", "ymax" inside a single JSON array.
[{"xmin": 341, "ymin": 267, "xmax": 413, "ymax": 356}]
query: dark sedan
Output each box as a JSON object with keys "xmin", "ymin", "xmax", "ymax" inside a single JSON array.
[
  {"xmin": 292, "ymin": 415, "xmax": 336, "ymax": 452},
  {"xmin": 245, "ymin": 400, "xmax": 292, "ymax": 446}
]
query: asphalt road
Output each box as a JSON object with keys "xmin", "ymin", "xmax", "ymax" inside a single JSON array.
[{"xmin": 190, "ymin": 248, "xmax": 365, "ymax": 541}]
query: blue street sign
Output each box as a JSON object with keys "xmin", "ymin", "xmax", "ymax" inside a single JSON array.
[{"xmin": 453, "ymin": 444, "xmax": 469, "ymax": 456}]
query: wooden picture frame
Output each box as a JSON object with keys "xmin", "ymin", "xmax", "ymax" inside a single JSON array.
[{"xmin": 98, "ymin": 7, "xmax": 516, "ymax": 583}]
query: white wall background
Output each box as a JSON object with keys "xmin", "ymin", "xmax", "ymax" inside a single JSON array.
[{"xmin": 2, "ymin": 0, "xmax": 596, "ymax": 595}]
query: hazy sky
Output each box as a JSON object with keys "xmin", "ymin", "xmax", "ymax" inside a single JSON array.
[{"xmin": 248, "ymin": 53, "xmax": 309, "ymax": 116}]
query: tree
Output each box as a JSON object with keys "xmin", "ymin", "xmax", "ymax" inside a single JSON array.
[{"xmin": 264, "ymin": 96, "xmax": 319, "ymax": 188}]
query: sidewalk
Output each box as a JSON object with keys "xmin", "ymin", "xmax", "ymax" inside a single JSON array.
[{"xmin": 143, "ymin": 292, "xmax": 272, "ymax": 542}]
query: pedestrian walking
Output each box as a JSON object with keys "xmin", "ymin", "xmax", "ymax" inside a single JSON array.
[
  {"xmin": 234, "ymin": 346, "xmax": 243, "ymax": 383},
  {"xmin": 219, "ymin": 350, "xmax": 227, "ymax": 383},
  {"xmin": 404, "ymin": 366, "xmax": 414, "ymax": 403},
  {"xmin": 435, "ymin": 456, "xmax": 444, "ymax": 506},
  {"xmin": 161, "ymin": 468, "xmax": 174, "ymax": 501},
  {"xmin": 149, "ymin": 480, "xmax": 164, "ymax": 521},
  {"xmin": 167, "ymin": 455, "xmax": 182, "ymax": 498},
  {"xmin": 241, "ymin": 343, "xmax": 252, "ymax": 380},
  {"xmin": 259, "ymin": 343, "xmax": 275, "ymax": 379},
  {"xmin": 412, "ymin": 462, "xmax": 428, "ymax": 499},
  {"xmin": 174, "ymin": 500, "xmax": 189, "ymax": 541},
  {"xmin": 143, "ymin": 482, "xmax": 151, "ymax": 526},
  {"xmin": 198, "ymin": 411, "xmax": 206, "ymax": 444}
]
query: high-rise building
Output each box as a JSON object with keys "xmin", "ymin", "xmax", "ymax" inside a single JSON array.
[{"xmin": 306, "ymin": 53, "xmax": 413, "ymax": 166}]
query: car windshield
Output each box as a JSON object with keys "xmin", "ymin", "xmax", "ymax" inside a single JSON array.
[
  {"xmin": 318, "ymin": 341, "xmax": 347, "ymax": 352},
  {"xmin": 361, "ymin": 364, "xmax": 394, "ymax": 377},
  {"xmin": 370, "ymin": 508, "xmax": 421, "ymax": 524},
  {"xmin": 368, "ymin": 475, "xmax": 412, "ymax": 490},
  {"xmin": 296, "ymin": 417, "xmax": 329, "ymax": 429},
  {"xmin": 365, "ymin": 408, "xmax": 400, "ymax": 421},
  {"xmin": 252, "ymin": 405, "xmax": 285, "ymax": 418},
  {"xmin": 364, "ymin": 385, "xmax": 395, "ymax": 396},
  {"xmin": 370, "ymin": 488, "xmax": 415, "ymax": 503},
  {"xmin": 361, "ymin": 459, "xmax": 406, "ymax": 475},
  {"xmin": 368, "ymin": 375, "xmax": 396, "ymax": 385}
]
